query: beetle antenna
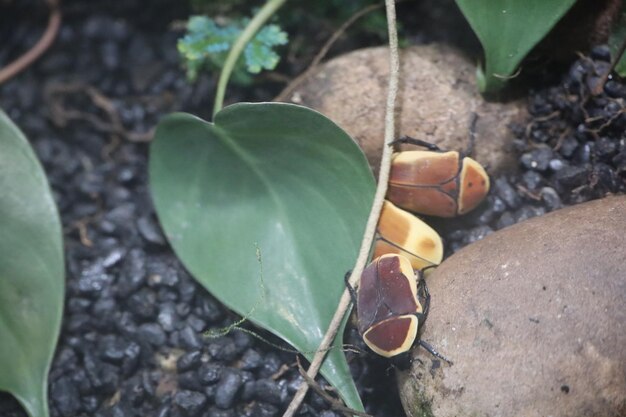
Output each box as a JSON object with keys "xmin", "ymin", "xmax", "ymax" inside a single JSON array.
[
  {"xmin": 465, "ymin": 112, "xmax": 479, "ymax": 157},
  {"xmin": 344, "ymin": 269, "xmax": 358, "ymax": 306},
  {"xmin": 418, "ymin": 340, "xmax": 453, "ymax": 365},
  {"xmin": 391, "ymin": 136, "xmax": 442, "ymax": 151}
]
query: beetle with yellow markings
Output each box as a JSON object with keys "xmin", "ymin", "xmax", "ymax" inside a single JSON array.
[
  {"xmin": 386, "ymin": 136, "xmax": 490, "ymax": 217},
  {"xmin": 351, "ymin": 132, "xmax": 490, "ymax": 365},
  {"xmin": 373, "ymin": 200, "xmax": 443, "ymax": 270},
  {"xmin": 350, "ymin": 253, "xmax": 451, "ymax": 366}
]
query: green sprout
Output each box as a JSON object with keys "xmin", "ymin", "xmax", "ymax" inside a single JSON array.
[{"xmin": 177, "ymin": 15, "xmax": 288, "ymax": 83}]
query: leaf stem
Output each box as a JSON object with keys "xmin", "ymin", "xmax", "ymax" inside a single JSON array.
[
  {"xmin": 212, "ymin": 0, "xmax": 286, "ymax": 117},
  {"xmin": 281, "ymin": 0, "xmax": 400, "ymax": 415}
]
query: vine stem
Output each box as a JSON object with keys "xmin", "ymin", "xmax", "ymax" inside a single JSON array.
[
  {"xmin": 281, "ymin": 0, "xmax": 400, "ymax": 415},
  {"xmin": 212, "ymin": 0, "xmax": 286, "ymax": 117},
  {"xmin": 0, "ymin": 0, "xmax": 61, "ymax": 85}
]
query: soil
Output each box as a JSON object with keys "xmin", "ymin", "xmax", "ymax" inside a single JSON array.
[{"xmin": 0, "ymin": 1, "xmax": 624, "ymax": 417}]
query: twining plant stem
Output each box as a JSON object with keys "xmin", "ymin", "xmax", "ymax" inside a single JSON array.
[
  {"xmin": 212, "ymin": 0, "xmax": 286, "ymax": 117},
  {"xmin": 281, "ymin": 0, "xmax": 400, "ymax": 415}
]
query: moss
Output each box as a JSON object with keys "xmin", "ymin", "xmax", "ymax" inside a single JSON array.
[{"xmin": 409, "ymin": 389, "xmax": 434, "ymax": 417}]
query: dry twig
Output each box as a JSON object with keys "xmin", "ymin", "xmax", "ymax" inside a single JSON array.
[
  {"xmin": 0, "ymin": 0, "xmax": 62, "ymax": 84},
  {"xmin": 295, "ymin": 357, "xmax": 373, "ymax": 417},
  {"xmin": 45, "ymin": 82, "xmax": 154, "ymax": 142}
]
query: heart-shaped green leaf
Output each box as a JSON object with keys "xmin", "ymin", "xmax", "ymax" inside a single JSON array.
[
  {"xmin": 0, "ymin": 110, "xmax": 64, "ymax": 417},
  {"xmin": 455, "ymin": 0, "xmax": 577, "ymax": 92},
  {"xmin": 150, "ymin": 103, "xmax": 375, "ymax": 410}
]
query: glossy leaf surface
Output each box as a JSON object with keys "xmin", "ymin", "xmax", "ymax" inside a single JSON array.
[
  {"xmin": 149, "ymin": 103, "xmax": 375, "ymax": 410},
  {"xmin": 0, "ymin": 110, "xmax": 64, "ymax": 417},
  {"xmin": 456, "ymin": 0, "xmax": 577, "ymax": 92}
]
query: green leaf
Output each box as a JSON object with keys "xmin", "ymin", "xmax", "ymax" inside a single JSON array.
[
  {"xmin": 609, "ymin": 3, "xmax": 626, "ymax": 77},
  {"xmin": 455, "ymin": 0, "xmax": 577, "ymax": 92},
  {"xmin": 0, "ymin": 110, "xmax": 64, "ymax": 417},
  {"xmin": 149, "ymin": 103, "xmax": 374, "ymax": 411}
]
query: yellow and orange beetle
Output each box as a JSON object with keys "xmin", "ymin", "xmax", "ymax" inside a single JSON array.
[{"xmin": 386, "ymin": 136, "xmax": 490, "ymax": 217}]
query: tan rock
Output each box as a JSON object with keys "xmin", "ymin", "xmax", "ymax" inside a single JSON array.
[
  {"xmin": 398, "ymin": 196, "xmax": 626, "ymax": 417},
  {"xmin": 278, "ymin": 45, "xmax": 527, "ymax": 175}
]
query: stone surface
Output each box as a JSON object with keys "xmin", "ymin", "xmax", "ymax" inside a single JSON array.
[
  {"xmin": 398, "ymin": 196, "xmax": 626, "ymax": 417},
  {"xmin": 278, "ymin": 45, "xmax": 527, "ymax": 174}
]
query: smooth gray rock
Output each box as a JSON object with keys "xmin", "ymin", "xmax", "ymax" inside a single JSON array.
[{"xmin": 398, "ymin": 196, "xmax": 626, "ymax": 417}]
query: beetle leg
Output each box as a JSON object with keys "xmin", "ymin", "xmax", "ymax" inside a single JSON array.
[
  {"xmin": 391, "ymin": 136, "xmax": 442, "ymax": 151},
  {"xmin": 344, "ymin": 270, "xmax": 358, "ymax": 306},
  {"xmin": 418, "ymin": 339, "xmax": 453, "ymax": 365},
  {"xmin": 416, "ymin": 271, "xmax": 431, "ymax": 320},
  {"xmin": 465, "ymin": 112, "xmax": 478, "ymax": 158}
]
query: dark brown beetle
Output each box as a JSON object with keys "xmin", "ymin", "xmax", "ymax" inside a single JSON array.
[{"xmin": 350, "ymin": 254, "xmax": 450, "ymax": 364}]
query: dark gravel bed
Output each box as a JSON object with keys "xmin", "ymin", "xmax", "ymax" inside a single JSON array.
[
  {"xmin": 1, "ymin": 2, "xmax": 625, "ymax": 417},
  {"xmin": 431, "ymin": 46, "xmax": 626, "ymax": 255},
  {"xmin": 0, "ymin": 3, "xmax": 402, "ymax": 417}
]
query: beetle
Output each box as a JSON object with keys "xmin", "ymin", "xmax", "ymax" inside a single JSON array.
[
  {"xmin": 348, "ymin": 253, "xmax": 451, "ymax": 366},
  {"xmin": 373, "ymin": 200, "xmax": 443, "ymax": 271},
  {"xmin": 386, "ymin": 136, "xmax": 490, "ymax": 217}
]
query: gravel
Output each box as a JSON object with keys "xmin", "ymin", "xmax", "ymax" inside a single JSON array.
[{"xmin": 0, "ymin": 2, "xmax": 624, "ymax": 417}]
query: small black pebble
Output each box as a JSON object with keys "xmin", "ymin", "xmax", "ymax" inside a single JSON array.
[
  {"xmin": 127, "ymin": 288, "xmax": 157, "ymax": 319},
  {"xmin": 240, "ymin": 348, "xmax": 263, "ymax": 370},
  {"xmin": 494, "ymin": 177, "xmax": 522, "ymax": 209},
  {"xmin": 178, "ymin": 371, "xmax": 205, "ymax": 391},
  {"xmin": 603, "ymin": 79, "xmax": 626, "ymax": 98},
  {"xmin": 177, "ymin": 350, "xmax": 203, "ymax": 372},
  {"xmin": 174, "ymin": 390, "xmax": 207, "ymax": 417},
  {"xmin": 180, "ymin": 325, "xmax": 204, "ymax": 350},
  {"xmin": 206, "ymin": 407, "xmax": 236, "ymax": 417},
  {"xmin": 554, "ymin": 165, "xmax": 589, "ymax": 190},
  {"xmin": 208, "ymin": 337, "xmax": 238, "ymax": 361},
  {"xmin": 520, "ymin": 146, "xmax": 552, "ymax": 171},
  {"xmin": 137, "ymin": 215, "xmax": 166, "ymax": 245},
  {"xmin": 561, "ymin": 385, "xmax": 570, "ymax": 394},
  {"xmin": 549, "ymin": 159, "xmax": 564, "ymax": 171},
  {"xmin": 594, "ymin": 137, "xmax": 617, "ymax": 160},
  {"xmin": 82, "ymin": 395, "xmax": 100, "ymax": 413},
  {"xmin": 250, "ymin": 402, "xmax": 279, "ymax": 417},
  {"xmin": 99, "ymin": 335, "xmax": 127, "ymax": 364},
  {"xmin": 137, "ymin": 323, "xmax": 167, "ymax": 346},
  {"xmin": 540, "ymin": 187, "xmax": 562, "ymax": 211},
  {"xmin": 51, "ymin": 376, "xmax": 82, "ymax": 417},
  {"xmin": 521, "ymin": 171, "xmax": 543, "ymax": 190},
  {"xmin": 558, "ymin": 137, "xmax": 578, "ymax": 158},
  {"xmin": 254, "ymin": 379, "xmax": 284, "ymax": 405},
  {"xmin": 158, "ymin": 302, "xmax": 178, "ymax": 332},
  {"xmin": 198, "ymin": 363, "xmax": 223, "ymax": 385},
  {"xmin": 463, "ymin": 225, "xmax": 493, "ymax": 244},
  {"xmin": 214, "ymin": 370, "xmax": 243, "ymax": 409},
  {"xmin": 590, "ymin": 45, "xmax": 610, "ymax": 61}
]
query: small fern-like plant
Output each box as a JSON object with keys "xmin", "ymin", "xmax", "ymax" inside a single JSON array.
[{"xmin": 178, "ymin": 15, "xmax": 288, "ymax": 83}]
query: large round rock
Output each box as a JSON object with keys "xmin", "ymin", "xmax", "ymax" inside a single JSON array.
[
  {"xmin": 278, "ymin": 45, "xmax": 527, "ymax": 174},
  {"xmin": 398, "ymin": 196, "xmax": 626, "ymax": 417}
]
